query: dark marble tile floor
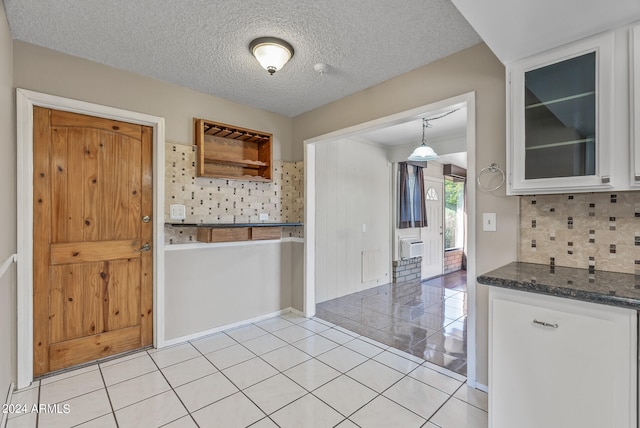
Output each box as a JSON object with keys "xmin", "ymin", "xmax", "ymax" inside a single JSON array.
[{"xmin": 316, "ymin": 270, "xmax": 468, "ymax": 375}]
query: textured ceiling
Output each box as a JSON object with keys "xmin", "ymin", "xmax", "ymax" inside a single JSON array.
[{"xmin": 3, "ymin": 0, "xmax": 481, "ymax": 117}]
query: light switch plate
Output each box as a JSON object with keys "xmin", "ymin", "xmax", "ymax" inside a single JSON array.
[
  {"xmin": 259, "ymin": 213, "xmax": 269, "ymax": 221},
  {"xmin": 170, "ymin": 204, "xmax": 186, "ymax": 220},
  {"xmin": 483, "ymin": 213, "xmax": 497, "ymax": 232}
]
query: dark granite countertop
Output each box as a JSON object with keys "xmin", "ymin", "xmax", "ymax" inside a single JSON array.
[
  {"xmin": 166, "ymin": 222, "xmax": 303, "ymax": 228},
  {"xmin": 477, "ymin": 262, "xmax": 640, "ymax": 310}
]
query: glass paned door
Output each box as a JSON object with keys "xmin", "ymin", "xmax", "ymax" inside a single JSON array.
[{"xmin": 524, "ymin": 52, "xmax": 596, "ymax": 179}]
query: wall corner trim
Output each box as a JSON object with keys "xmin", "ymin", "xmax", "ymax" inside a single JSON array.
[{"xmin": 0, "ymin": 254, "xmax": 17, "ymax": 280}]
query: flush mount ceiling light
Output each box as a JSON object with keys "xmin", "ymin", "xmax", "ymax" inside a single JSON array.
[
  {"xmin": 249, "ymin": 37, "xmax": 294, "ymax": 75},
  {"xmin": 408, "ymin": 118, "xmax": 439, "ymax": 161}
]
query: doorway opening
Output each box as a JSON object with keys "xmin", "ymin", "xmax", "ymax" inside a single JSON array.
[
  {"xmin": 442, "ymin": 158, "xmax": 468, "ymax": 278},
  {"xmin": 304, "ymin": 92, "xmax": 477, "ymax": 383}
]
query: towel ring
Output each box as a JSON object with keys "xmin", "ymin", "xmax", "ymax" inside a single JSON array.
[{"xmin": 477, "ymin": 163, "xmax": 505, "ymax": 192}]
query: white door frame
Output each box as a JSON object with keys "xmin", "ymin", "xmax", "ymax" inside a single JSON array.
[
  {"xmin": 304, "ymin": 91, "xmax": 478, "ymax": 386},
  {"xmin": 16, "ymin": 89, "xmax": 166, "ymax": 388}
]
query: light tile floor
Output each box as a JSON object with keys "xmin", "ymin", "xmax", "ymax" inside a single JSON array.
[{"xmin": 5, "ymin": 312, "xmax": 487, "ymax": 428}]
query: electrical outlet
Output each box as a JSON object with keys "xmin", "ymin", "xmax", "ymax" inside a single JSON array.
[
  {"xmin": 259, "ymin": 213, "xmax": 269, "ymax": 221},
  {"xmin": 170, "ymin": 204, "xmax": 186, "ymax": 220}
]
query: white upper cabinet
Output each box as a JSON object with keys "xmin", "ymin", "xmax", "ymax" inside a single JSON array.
[
  {"xmin": 507, "ymin": 33, "xmax": 616, "ymax": 195},
  {"xmin": 632, "ymin": 25, "xmax": 640, "ymax": 186}
]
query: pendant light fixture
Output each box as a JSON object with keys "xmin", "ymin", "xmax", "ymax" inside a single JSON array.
[
  {"xmin": 408, "ymin": 118, "xmax": 438, "ymax": 161},
  {"xmin": 249, "ymin": 37, "xmax": 294, "ymax": 75}
]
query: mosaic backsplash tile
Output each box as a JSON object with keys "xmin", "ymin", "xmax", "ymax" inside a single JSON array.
[
  {"xmin": 164, "ymin": 142, "xmax": 304, "ymax": 244},
  {"xmin": 519, "ymin": 192, "xmax": 640, "ymax": 274}
]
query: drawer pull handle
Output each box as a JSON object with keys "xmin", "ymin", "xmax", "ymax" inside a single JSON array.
[{"xmin": 533, "ymin": 319, "xmax": 558, "ymax": 329}]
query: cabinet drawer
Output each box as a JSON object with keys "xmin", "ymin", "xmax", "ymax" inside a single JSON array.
[
  {"xmin": 196, "ymin": 227, "xmax": 251, "ymax": 243},
  {"xmin": 251, "ymin": 227, "xmax": 281, "ymax": 240}
]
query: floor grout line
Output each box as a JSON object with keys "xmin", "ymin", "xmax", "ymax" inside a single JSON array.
[
  {"xmin": 147, "ymin": 348, "xmax": 200, "ymax": 428},
  {"xmin": 96, "ymin": 365, "xmax": 118, "ymax": 428},
  {"xmin": 10, "ymin": 309, "xmax": 486, "ymax": 428}
]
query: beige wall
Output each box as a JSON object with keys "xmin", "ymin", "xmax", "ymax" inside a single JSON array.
[
  {"xmin": 314, "ymin": 138, "xmax": 392, "ymax": 302},
  {"xmin": 13, "ymin": 41, "xmax": 295, "ymax": 161},
  {"xmin": 9, "ymin": 36, "xmax": 516, "ymax": 385},
  {"xmin": 293, "ymin": 43, "xmax": 519, "ymax": 385},
  {"xmin": 12, "ymin": 41, "xmax": 299, "ymax": 347},
  {"xmin": 0, "ymin": 0, "xmax": 16, "ymax": 396}
]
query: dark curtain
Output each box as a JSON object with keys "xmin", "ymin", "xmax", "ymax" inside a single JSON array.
[{"xmin": 398, "ymin": 162, "xmax": 428, "ymax": 228}]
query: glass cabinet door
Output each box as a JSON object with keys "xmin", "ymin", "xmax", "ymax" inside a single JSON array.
[
  {"xmin": 524, "ymin": 52, "xmax": 596, "ymax": 179},
  {"xmin": 507, "ymin": 31, "xmax": 614, "ymax": 195}
]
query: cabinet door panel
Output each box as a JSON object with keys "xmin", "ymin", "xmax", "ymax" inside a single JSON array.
[
  {"xmin": 489, "ymin": 288, "xmax": 636, "ymax": 428},
  {"xmin": 507, "ymin": 32, "xmax": 614, "ymax": 194},
  {"xmin": 492, "ymin": 298, "xmax": 613, "ymax": 428}
]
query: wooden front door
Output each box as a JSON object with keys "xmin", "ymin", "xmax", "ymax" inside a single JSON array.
[{"xmin": 33, "ymin": 107, "xmax": 153, "ymax": 376}]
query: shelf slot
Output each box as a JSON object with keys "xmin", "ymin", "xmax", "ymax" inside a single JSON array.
[
  {"xmin": 526, "ymin": 138, "xmax": 595, "ymax": 151},
  {"xmin": 203, "ymin": 156, "xmax": 268, "ymax": 168},
  {"xmin": 203, "ymin": 125, "xmax": 222, "ymax": 136},
  {"xmin": 207, "ymin": 174, "xmax": 272, "ymax": 182},
  {"xmin": 525, "ymin": 91, "xmax": 595, "ymax": 109}
]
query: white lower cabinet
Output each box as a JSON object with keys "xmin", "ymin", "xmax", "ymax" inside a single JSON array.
[{"xmin": 489, "ymin": 288, "xmax": 637, "ymax": 428}]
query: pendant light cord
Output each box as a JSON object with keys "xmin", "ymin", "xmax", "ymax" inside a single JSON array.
[
  {"xmin": 423, "ymin": 108, "xmax": 461, "ymax": 128},
  {"xmin": 422, "ymin": 108, "xmax": 461, "ymax": 143}
]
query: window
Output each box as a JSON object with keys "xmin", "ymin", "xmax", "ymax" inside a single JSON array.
[
  {"xmin": 444, "ymin": 178, "xmax": 464, "ymax": 250},
  {"xmin": 425, "ymin": 187, "xmax": 438, "ymax": 201}
]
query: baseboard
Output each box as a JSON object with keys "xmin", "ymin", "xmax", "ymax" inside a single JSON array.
[
  {"xmin": 475, "ymin": 382, "xmax": 489, "ymax": 393},
  {"xmin": 161, "ymin": 307, "xmax": 300, "ymax": 348},
  {"xmin": 1, "ymin": 382, "xmax": 15, "ymax": 428},
  {"xmin": 287, "ymin": 307, "xmax": 305, "ymax": 316},
  {"xmin": 285, "ymin": 237, "xmax": 305, "ymax": 244}
]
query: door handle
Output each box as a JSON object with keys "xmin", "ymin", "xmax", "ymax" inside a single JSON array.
[
  {"xmin": 533, "ymin": 319, "xmax": 558, "ymax": 329},
  {"xmin": 136, "ymin": 243, "xmax": 151, "ymax": 253},
  {"xmin": 142, "ymin": 215, "xmax": 151, "ymax": 223}
]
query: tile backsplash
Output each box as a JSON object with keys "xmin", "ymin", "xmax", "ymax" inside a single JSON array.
[
  {"xmin": 519, "ymin": 192, "xmax": 640, "ymax": 274},
  {"xmin": 164, "ymin": 142, "xmax": 303, "ymax": 244}
]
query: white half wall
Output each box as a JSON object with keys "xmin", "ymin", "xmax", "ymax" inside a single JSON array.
[
  {"xmin": 164, "ymin": 240, "xmax": 295, "ymax": 341},
  {"xmin": 314, "ymin": 139, "xmax": 391, "ymax": 303}
]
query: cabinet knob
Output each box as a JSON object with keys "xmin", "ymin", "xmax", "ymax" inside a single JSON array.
[{"xmin": 142, "ymin": 215, "xmax": 151, "ymax": 223}]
